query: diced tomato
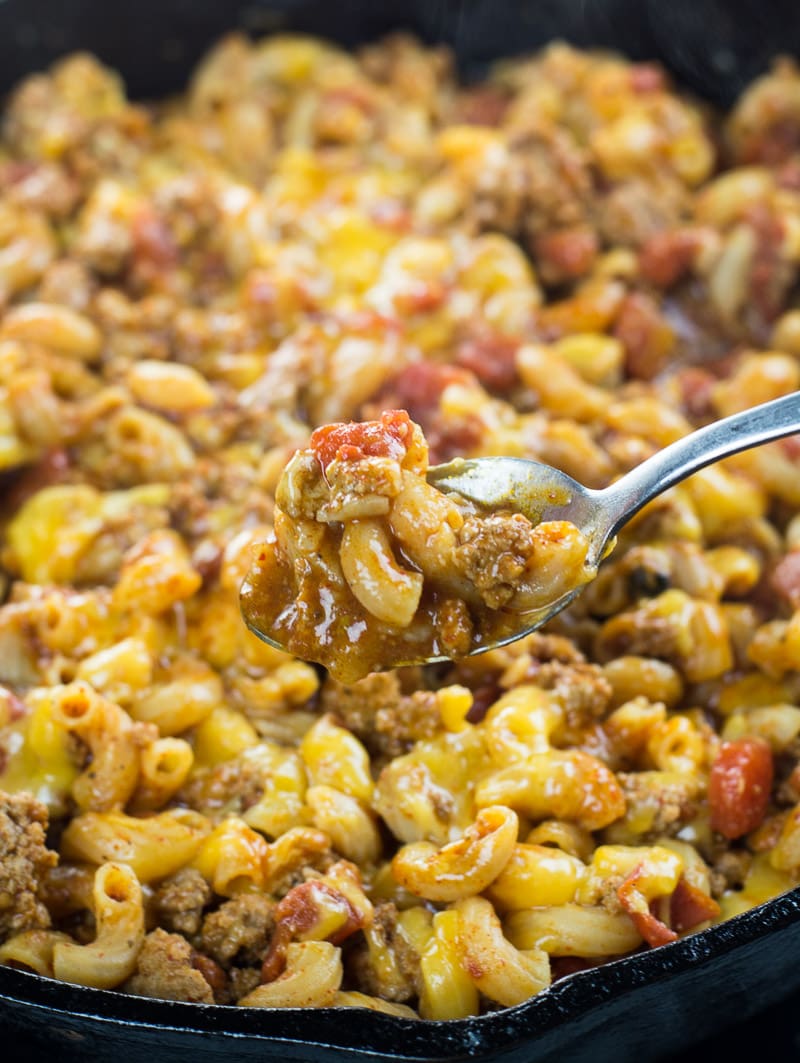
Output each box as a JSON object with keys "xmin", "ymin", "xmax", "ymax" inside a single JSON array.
[
  {"xmin": 0, "ymin": 160, "xmax": 38, "ymax": 189},
  {"xmin": 744, "ymin": 204, "xmax": 787, "ymax": 324},
  {"xmin": 639, "ymin": 229, "xmax": 701, "ymax": 288},
  {"xmin": 456, "ymin": 329, "xmax": 519, "ymax": 392},
  {"xmin": 465, "ymin": 681, "xmax": 502, "ymax": 724},
  {"xmin": 782, "ymin": 435, "xmax": 800, "ymax": 461},
  {"xmin": 310, "ymin": 409, "xmax": 413, "ymax": 470},
  {"xmin": 3, "ymin": 448, "xmax": 70, "ymax": 512},
  {"xmin": 393, "ymin": 279, "xmax": 448, "ymax": 315},
  {"xmin": 617, "ymin": 865, "xmax": 678, "ymax": 948},
  {"xmin": 614, "ymin": 291, "xmax": 675, "ymax": 381},
  {"xmin": 634, "ymin": 909, "xmax": 678, "ymax": 948},
  {"xmin": 777, "ymin": 159, "xmax": 800, "ymax": 191},
  {"xmin": 709, "ymin": 736, "xmax": 773, "ymax": 840},
  {"xmin": 740, "ymin": 120, "xmax": 800, "ymax": 167},
  {"xmin": 676, "ymin": 367, "xmax": 716, "ymax": 420},
  {"xmin": 260, "ymin": 878, "xmax": 364, "ymax": 983},
  {"xmin": 669, "ymin": 875, "xmax": 720, "ymax": 932},
  {"xmin": 533, "ymin": 227, "xmax": 598, "ymax": 285},
  {"xmin": 259, "ymin": 921, "xmax": 292, "ymax": 983},
  {"xmin": 131, "ymin": 206, "xmax": 178, "ymax": 270},
  {"xmin": 428, "ymin": 418, "xmax": 484, "ymax": 464},
  {"xmin": 372, "ymin": 362, "xmax": 484, "ymax": 463},
  {"xmin": 619, "ymin": 869, "xmax": 719, "ymax": 947},
  {"xmin": 380, "ymin": 362, "xmax": 469, "ymax": 419},
  {"xmin": 191, "ymin": 952, "xmax": 225, "ymax": 997},
  {"xmin": 771, "ymin": 549, "xmax": 800, "ymax": 609},
  {"xmin": 551, "ymin": 956, "xmax": 607, "ymax": 980},
  {"xmin": 629, "ymin": 64, "xmax": 666, "ymax": 94},
  {"xmin": 457, "ymin": 86, "xmax": 510, "ymax": 127}
]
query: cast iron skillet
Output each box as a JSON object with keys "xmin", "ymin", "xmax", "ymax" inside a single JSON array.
[
  {"xmin": 1, "ymin": 1, "xmax": 800, "ymax": 1059},
  {"xmin": 2, "ymin": 891, "xmax": 800, "ymax": 1062}
]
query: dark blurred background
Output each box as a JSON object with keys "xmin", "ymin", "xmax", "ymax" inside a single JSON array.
[{"xmin": 0, "ymin": 0, "xmax": 798, "ymax": 105}]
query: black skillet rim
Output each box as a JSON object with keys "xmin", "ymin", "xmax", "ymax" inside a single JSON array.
[
  {"xmin": 2, "ymin": 0, "xmax": 800, "ymax": 1058},
  {"xmin": 1, "ymin": 884, "xmax": 799, "ymax": 1059}
]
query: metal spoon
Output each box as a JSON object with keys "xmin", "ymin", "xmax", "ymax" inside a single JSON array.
[
  {"xmin": 422, "ymin": 390, "xmax": 800, "ymax": 652},
  {"xmin": 243, "ymin": 391, "xmax": 800, "ymax": 667}
]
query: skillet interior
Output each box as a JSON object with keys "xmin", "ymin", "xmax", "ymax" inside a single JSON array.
[{"xmin": 0, "ymin": 1, "xmax": 799, "ymax": 1059}]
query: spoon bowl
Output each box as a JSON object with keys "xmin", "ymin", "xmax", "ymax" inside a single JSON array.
[
  {"xmin": 243, "ymin": 390, "xmax": 800, "ymax": 669},
  {"xmin": 423, "ymin": 389, "xmax": 800, "ymax": 652},
  {"xmin": 423, "ymin": 457, "xmax": 614, "ymax": 652}
]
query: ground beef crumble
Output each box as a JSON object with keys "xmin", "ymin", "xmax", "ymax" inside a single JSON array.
[
  {"xmin": 0, "ymin": 791, "xmax": 58, "ymax": 943},
  {"xmin": 710, "ymin": 850, "xmax": 752, "ymax": 898},
  {"xmin": 152, "ymin": 867, "xmax": 212, "ymax": 938},
  {"xmin": 199, "ymin": 894, "xmax": 275, "ymax": 968},
  {"xmin": 617, "ymin": 771, "xmax": 698, "ymax": 837},
  {"xmin": 523, "ymin": 660, "xmax": 613, "ymax": 729},
  {"xmin": 467, "ymin": 123, "xmax": 593, "ymax": 252},
  {"xmin": 227, "ymin": 964, "xmax": 262, "ymax": 1003},
  {"xmin": 177, "ymin": 757, "xmax": 265, "ymax": 819},
  {"xmin": 455, "ymin": 513, "xmax": 537, "ymax": 609},
  {"xmin": 125, "ymin": 928, "xmax": 215, "ymax": 1004},
  {"xmin": 347, "ymin": 902, "xmax": 420, "ymax": 1002},
  {"xmin": 321, "ymin": 672, "xmax": 441, "ymax": 757}
]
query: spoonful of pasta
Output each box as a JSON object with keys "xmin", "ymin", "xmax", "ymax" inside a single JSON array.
[{"xmin": 241, "ymin": 392, "xmax": 800, "ymax": 684}]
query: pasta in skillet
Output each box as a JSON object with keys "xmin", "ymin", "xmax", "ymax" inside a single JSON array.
[{"xmin": 0, "ymin": 30, "xmax": 799, "ymax": 1016}]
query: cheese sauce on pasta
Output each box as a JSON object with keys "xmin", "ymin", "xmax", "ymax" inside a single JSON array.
[{"xmin": 0, "ymin": 30, "xmax": 798, "ymax": 1019}]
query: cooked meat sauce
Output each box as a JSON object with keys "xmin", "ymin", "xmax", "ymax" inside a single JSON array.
[{"xmin": 241, "ymin": 409, "xmax": 594, "ymax": 681}]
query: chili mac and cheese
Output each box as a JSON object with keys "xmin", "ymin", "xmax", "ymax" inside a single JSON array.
[{"xmin": 0, "ymin": 30, "xmax": 798, "ymax": 1019}]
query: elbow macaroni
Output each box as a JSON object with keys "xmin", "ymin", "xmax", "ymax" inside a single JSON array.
[
  {"xmin": 52, "ymin": 863, "xmax": 145, "ymax": 989},
  {"xmin": 0, "ymin": 28, "xmax": 797, "ymax": 1021}
]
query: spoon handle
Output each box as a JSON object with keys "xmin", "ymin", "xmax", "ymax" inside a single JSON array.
[{"xmin": 598, "ymin": 390, "xmax": 800, "ymax": 539}]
